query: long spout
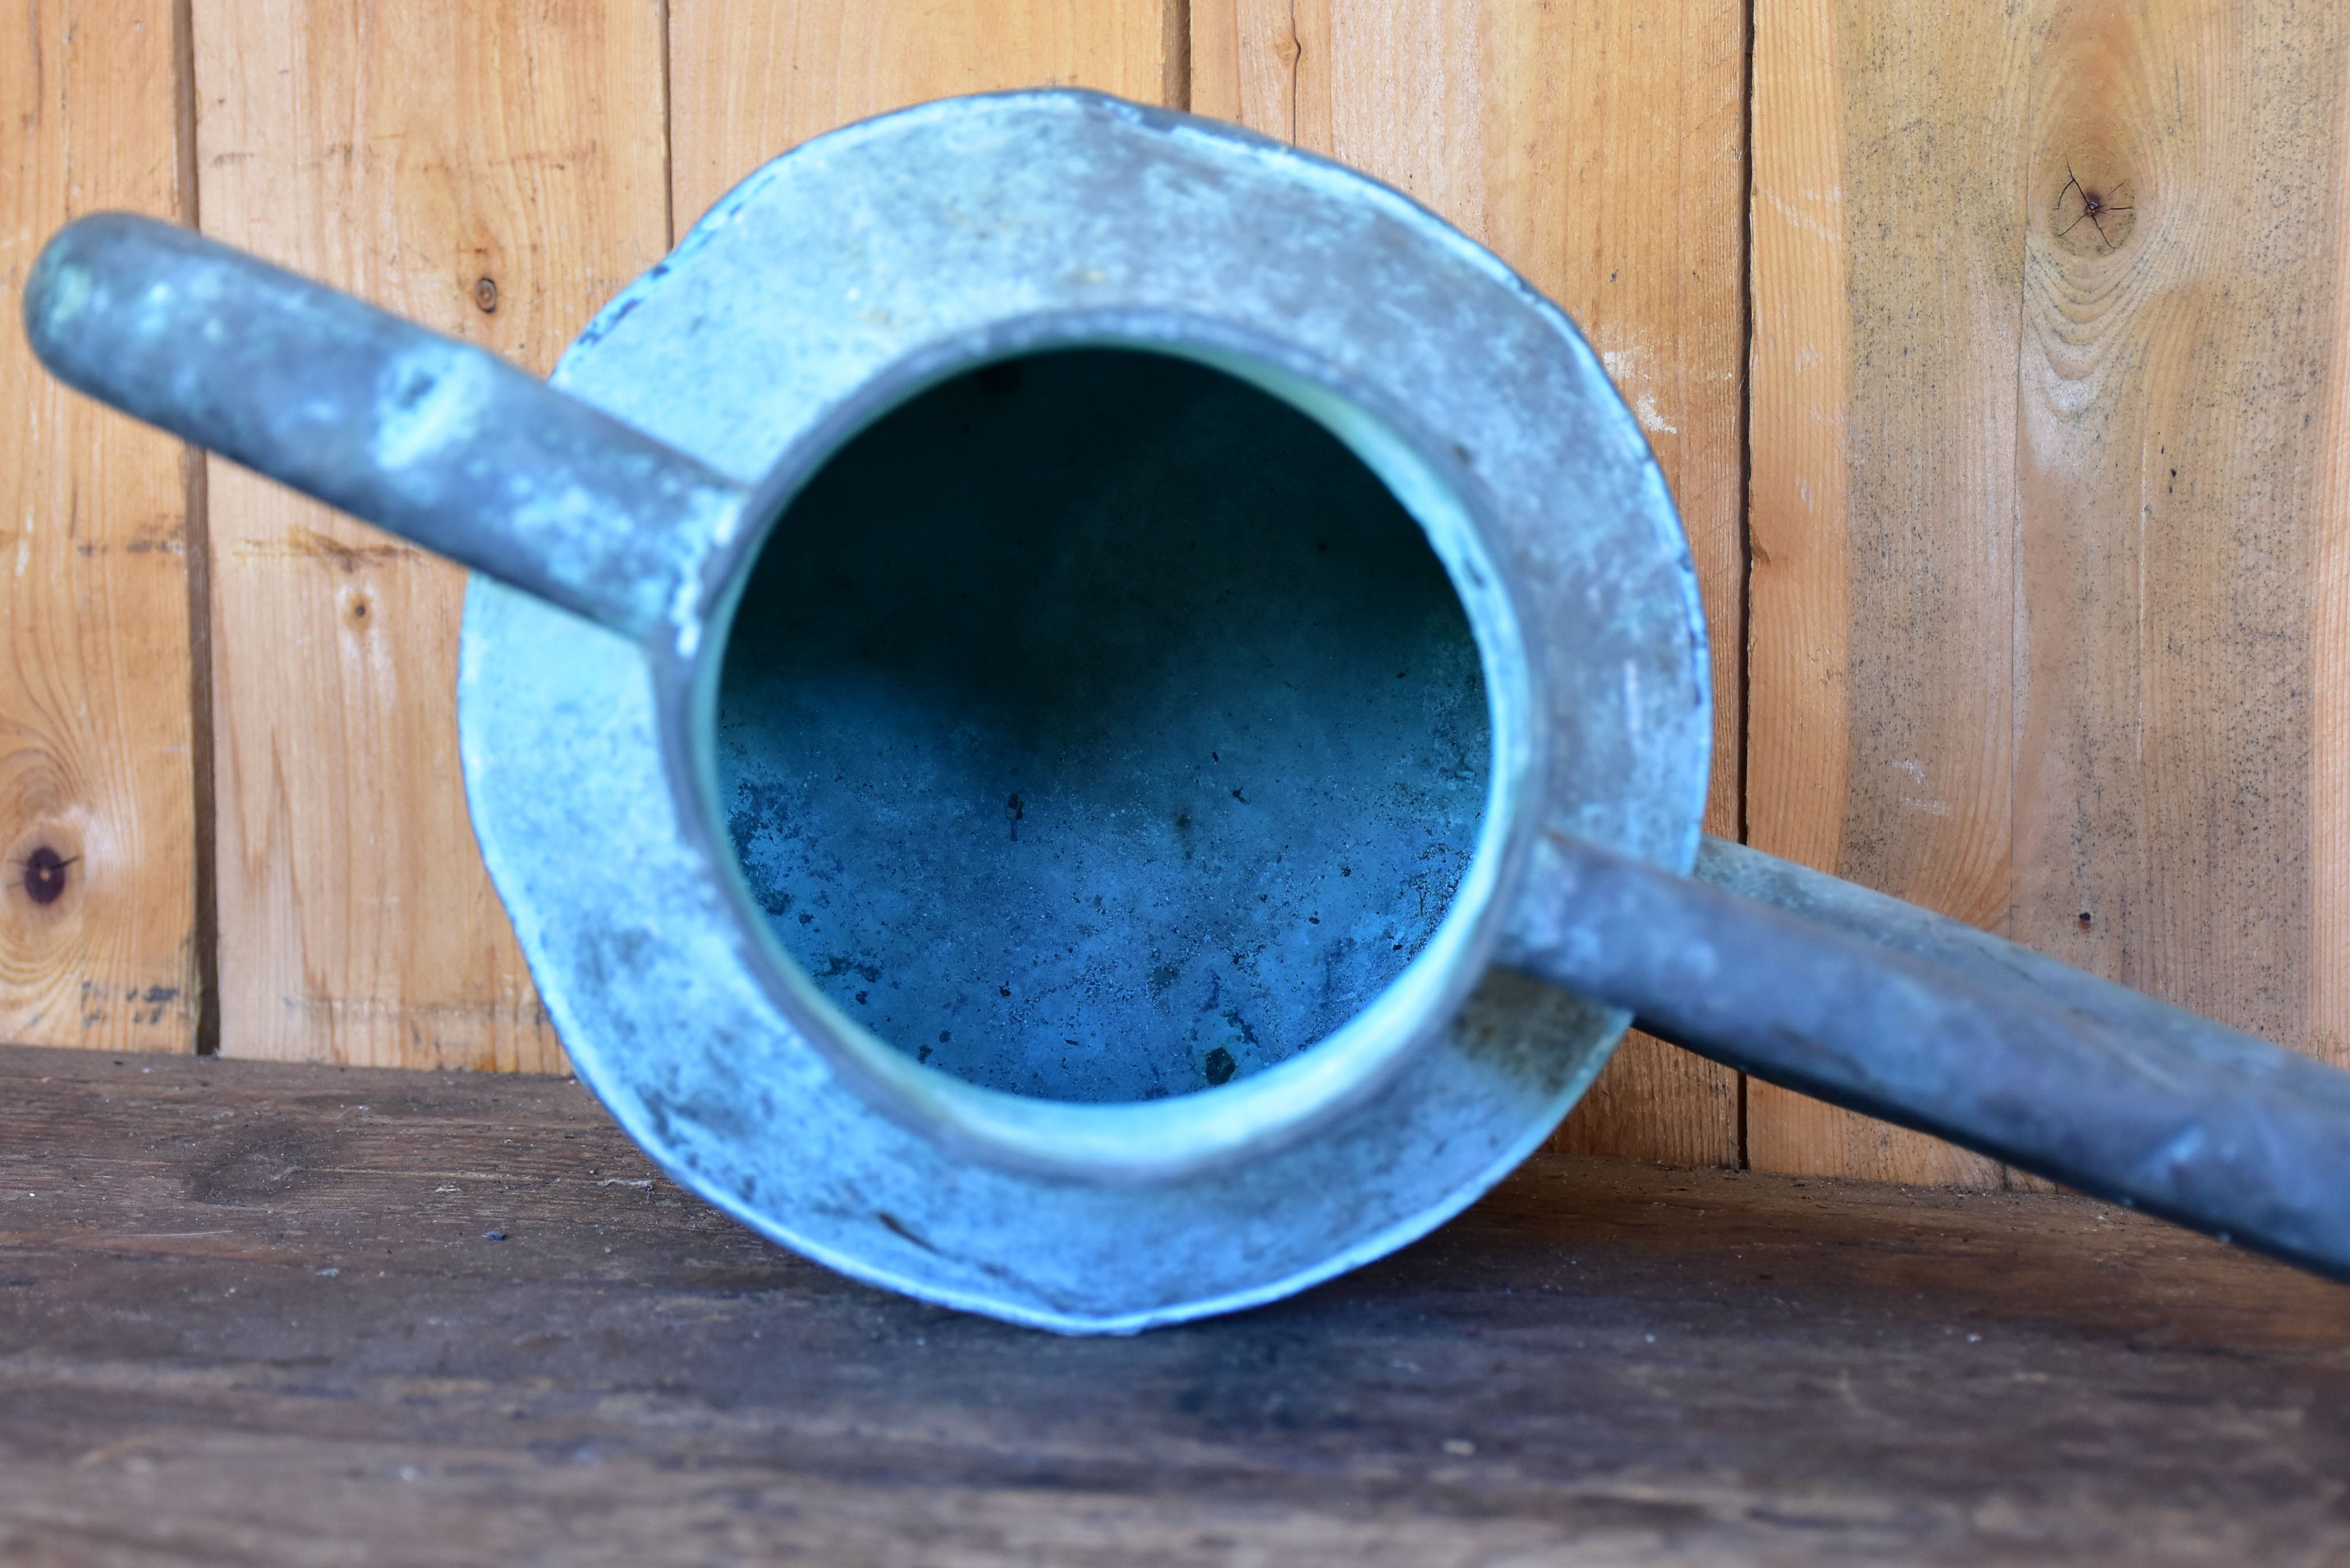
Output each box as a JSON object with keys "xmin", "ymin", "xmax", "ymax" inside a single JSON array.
[
  {"xmin": 22, "ymin": 213, "xmax": 748, "ymax": 646},
  {"xmin": 1505, "ymin": 831, "xmax": 2350, "ymax": 1283}
]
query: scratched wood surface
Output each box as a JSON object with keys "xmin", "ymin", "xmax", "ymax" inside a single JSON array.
[
  {"xmin": 1192, "ymin": 0, "xmax": 1748, "ymax": 1166},
  {"xmin": 1745, "ymin": 0, "xmax": 2350, "ymax": 1181},
  {"xmin": 0, "ymin": 0, "xmax": 201, "ymax": 1053},
  {"xmin": 190, "ymin": 0, "xmax": 671, "ymax": 1070},
  {"xmin": 1, "ymin": 1045, "xmax": 2345, "ymax": 1565}
]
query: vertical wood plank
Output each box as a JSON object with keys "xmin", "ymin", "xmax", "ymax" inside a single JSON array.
[
  {"xmin": 2315, "ymin": 32, "xmax": 2350, "ymax": 1077},
  {"xmin": 1746, "ymin": 0, "xmax": 2017, "ymax": 1183},
  {"xmin": 1748, "ymin": 0, "xmax": 2350, "ymax": 1179},
  {"xmin": 0, "ymin": 0, "xmax": 200, "ymax": 1051},
  {"xmin": 1744, "ymin": 0, "xmax": 1850, "ymax": 886},
  {"xmin": 668, "ymin": 0, "xmax": 1182, "ymax": 235},
  {"xmin": 194, "ymin": 0, "xmax": 671, "ymax": 1068},
  {"xmin": 2012, "ymin": 0, "xmax": 2344, "ymax": 1053},
  {"xmin": 1197, "ymin": 0, "xmax": 1749, "ymax": 1165}
]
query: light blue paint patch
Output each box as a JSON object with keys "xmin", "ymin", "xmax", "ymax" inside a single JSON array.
[{"xmin": 373, "ymin": 344, "xmax": 497, "ymax": 473}]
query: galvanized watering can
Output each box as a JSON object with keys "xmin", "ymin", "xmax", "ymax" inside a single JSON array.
[{"xmin": 27, "ymin": 91, "xmax": 2350, "ymax": 1332}]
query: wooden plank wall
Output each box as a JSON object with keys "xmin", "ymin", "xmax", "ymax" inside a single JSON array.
[
  {"xmin": 3, "ymin": 0, "xmax": 2347, "ymax": 1185},
  {"xmin": 192, "ymin": 0, "xmax": 669, "ymax": 1071},
  {"xmin": 1191, "ymin": 0, "xmax": 1748, "ymax": 1165},
  {"xmin": 1747, "ymin": 0, "xmax": 2350, "ymax": 1181},
  {"xmin": 669, "ymin": 1, "xmax": 1179, "ymax": 233},
  {"xmin": 0, "ymin": 0, "xmax": 202, "ymax": 1052}
]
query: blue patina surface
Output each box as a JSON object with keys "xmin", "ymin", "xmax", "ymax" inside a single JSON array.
[{"xmin": 717, "ymin": 350, "xmax": 1488, "ymax": 1102}]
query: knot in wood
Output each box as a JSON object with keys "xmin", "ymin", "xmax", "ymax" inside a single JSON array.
[
  {"xmin": 21, "ymin": 845, "xmax": 73, "ymax": 906},
  {"xmin": 2056, "ymin": 163, "xmax": 2136, "ymax": 253}
]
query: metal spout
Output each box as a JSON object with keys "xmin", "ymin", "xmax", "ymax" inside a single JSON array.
[
  {"xmin": 22, "ymin": 212, "xmax": 747, "ymax": 646},
  {"xmin": 1505, "ymin": 831, "xmax": 2350, "ymax": 1282}
]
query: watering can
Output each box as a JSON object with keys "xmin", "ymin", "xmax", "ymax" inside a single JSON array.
[{"xmin": 25, "ymin": 91, "xmax": 2350, "ymax": 1332}]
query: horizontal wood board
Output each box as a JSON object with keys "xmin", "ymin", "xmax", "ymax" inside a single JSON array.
[{"xmin": 0, "ymin": 1046, "xmax": 2345, "ymax": 1565}]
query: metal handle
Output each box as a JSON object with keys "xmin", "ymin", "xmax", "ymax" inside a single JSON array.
[
  {"xmin": 22, "ymin": 213, "xmax": 747, "ymax": 645},
  {"xmin": 1504, "ymin": 831, "xmax": 2350, "ymax": 1282}
]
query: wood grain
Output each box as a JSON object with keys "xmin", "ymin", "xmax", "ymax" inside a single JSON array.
[
  {"xmin": 2316, "ymin": 26, "xmax": 2350, "ymax": 1076},
  {"xmin": 192, "ymin": 0, "xmax": 671, "ymax": 1068},
  {"xmin": 2, "ymin": 1043, "xmax": 2347, "ymax": 1565},
  {"xmin": 1745, "ymin": 0, "xmax": 2015, "ymax": 1183},
  {"xmin": 1195, "ymin": 0, "xmax": 1748, "ymax": 1165},
  {"xmin": 668, "ymin": 0, "xmax": 1182, "ymax": 235},
  {"xmin": 2012, "ymin": 0, "xmax": 2344, "ymax": 1048},
  {"xmin": 1747, "ymin": 0, "xmax": 2350, "ymax": 1180},
  {"xmin": 1744, "ymin": 0, "xmax": 1850, "ymax": 885},
  {"xmin": 0, "ymin": 0, "xmax": 200, "ymax": 1051}
]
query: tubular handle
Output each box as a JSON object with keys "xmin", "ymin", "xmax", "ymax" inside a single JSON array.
[
  {"xmin": 22, "ymin": 213, "xmax": 746, "ymax": 645},
  {"xmin": 1503, "ymin": 832, "xmax": 2350, "ymax": 1283}
]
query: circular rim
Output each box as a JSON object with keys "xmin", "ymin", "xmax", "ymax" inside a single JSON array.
[
  {"xmin": 669, "ymin": 309, "xmax": 1542, "ymax": 1184},
  {"xmin": 458, "ymin": 89, "xmax": 1710, "ymax": 1332}
]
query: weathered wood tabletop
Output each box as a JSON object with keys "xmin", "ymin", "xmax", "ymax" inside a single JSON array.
[{"xmin": 0, "ymin": 1043, "xmax": 2342, "ymax": 1566}]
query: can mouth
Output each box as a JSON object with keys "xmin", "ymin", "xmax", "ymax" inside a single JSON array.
[
  {"xmin": 688, "ymin": 319, "xmax": 1536, "ymax": 1180},
  {"xmin": 469, "ymin": 91, "xmax": 1704, "ymax": 1324}
]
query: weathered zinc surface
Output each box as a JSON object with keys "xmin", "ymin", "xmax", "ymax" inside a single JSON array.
[
  {"xmin": 22, "ymin": 214, "xmax": 746, "ymax": 646},
  {"xmin": 1517, "ymin": 832, "xmax": 2350, "ymax": 1282},
  {"xmin": 459, "ymin": 89, "xmax": 1708, "ymax": 1331}
]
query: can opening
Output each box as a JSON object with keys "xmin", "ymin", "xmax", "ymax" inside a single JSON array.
[{"xmin": 714, "ymin": 347, "xmax": 1491, "ymax": 1106}]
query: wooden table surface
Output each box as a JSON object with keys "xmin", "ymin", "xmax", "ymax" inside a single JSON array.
[{"xmin": 0, "ymin": 1043, "xmax": 2343, "ymax": 1566}]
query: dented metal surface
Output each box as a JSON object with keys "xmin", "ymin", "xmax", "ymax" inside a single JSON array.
[{"xmin": 22, "ymin": 89, "xmax": 2350, "ymax": 1329}]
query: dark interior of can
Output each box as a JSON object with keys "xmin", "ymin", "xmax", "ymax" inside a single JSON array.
[{"xmin": 714, "ymin": 348, "xmax": 1488, "ymax": 1104}]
